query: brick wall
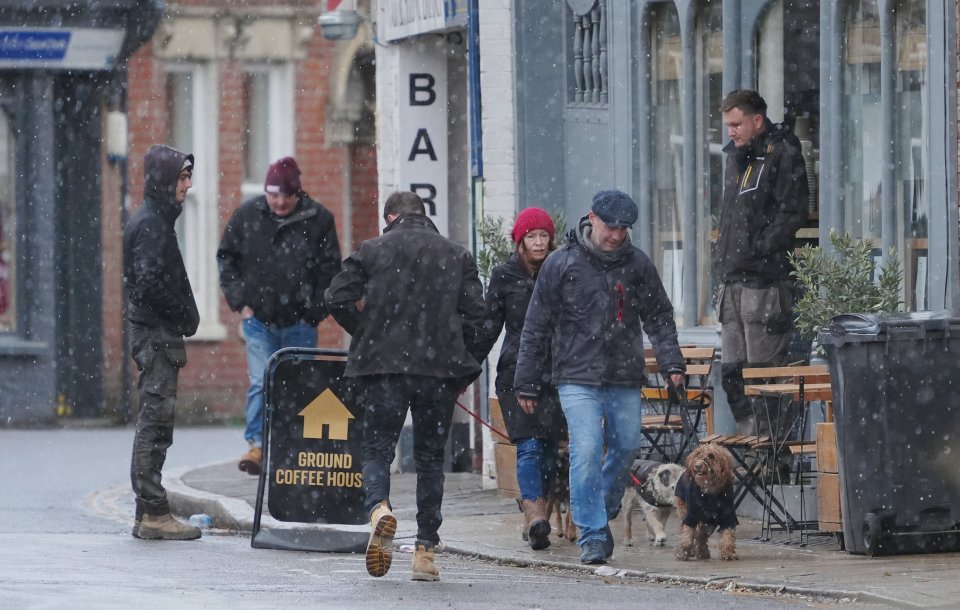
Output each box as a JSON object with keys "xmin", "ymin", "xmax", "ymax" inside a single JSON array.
[{"xmin": 102, "ymin": 6, "xmax": 379, "ymax": 421}]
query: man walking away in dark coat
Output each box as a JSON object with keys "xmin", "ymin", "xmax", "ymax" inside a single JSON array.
[
  {"xmin": 123, "ymin": 144, "xmax": 201, "ymax": 540},
  {"xmin": 217, "ymin": 156, "xmax": 341, "ymax": 475},
  {"xmin": 514, "ymin": 190, "xmax": 685, "ymax": 565},
  {"xmin": 715, "ymin": 90, "xmax": 809, "ymax": 435},
  {"xmin": 325, "ymin": 191, "xmax": 486, "ymax": 582}
]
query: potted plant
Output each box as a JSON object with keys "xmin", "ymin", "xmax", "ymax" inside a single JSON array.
[{"xmin": 789, "ymin": 229, "xmax": 903, "ymax": 354}]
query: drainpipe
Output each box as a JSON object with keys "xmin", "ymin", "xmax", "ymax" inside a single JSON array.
[
  {"xmin": 111, "ymin": 0, "xmax": 164, "ymax": 423},
  {"xmin": 466, "ymin": 0, "xmax": 486, "ymax": 466}
]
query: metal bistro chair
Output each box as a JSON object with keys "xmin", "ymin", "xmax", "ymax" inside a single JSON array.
[{"xmin": 640, "ymin": 347, "xmax": 715, "ymax": 464}]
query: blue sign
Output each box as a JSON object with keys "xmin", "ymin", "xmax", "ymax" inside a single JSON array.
[
  {"xmin": 0, "ymin": 28, "xmax": 124, "ymax": 71},
  {"xmin": 0, "ymin": 31, "xmax": 70, "ymax": 61}
]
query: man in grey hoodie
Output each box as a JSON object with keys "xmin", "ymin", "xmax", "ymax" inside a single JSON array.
[{"xmin": 122, "ymin": 144, "xmax": 201, "ymax": 540}]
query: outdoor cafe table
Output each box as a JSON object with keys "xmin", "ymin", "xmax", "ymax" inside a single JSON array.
[{"xmin": 742, "ymin": 370, "xmax": 832, "ymax": 540}]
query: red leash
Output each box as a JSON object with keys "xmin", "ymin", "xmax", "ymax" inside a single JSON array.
[{"xmin": 455, "ymin": 399, "xmax": 511, "ymax": 441}]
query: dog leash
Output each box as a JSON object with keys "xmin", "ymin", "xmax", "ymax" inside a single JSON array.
[{"xmin": 455, "ymin": 399, "xmax": 511, "ymax": 441}]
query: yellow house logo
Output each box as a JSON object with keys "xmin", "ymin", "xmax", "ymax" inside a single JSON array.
[{"xmin": 298, "ymin": 388, "xmax": 354, "ymax": 440}]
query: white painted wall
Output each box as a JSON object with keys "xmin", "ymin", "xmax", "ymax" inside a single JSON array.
[{"xmin": 478, "ymin": 0, "xmax": 518, "ymax": 490}]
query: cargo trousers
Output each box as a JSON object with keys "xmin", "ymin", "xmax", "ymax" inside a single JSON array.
[{"xmin": 129, "ymin": 323, "xmax": 187, "ymax": 517}]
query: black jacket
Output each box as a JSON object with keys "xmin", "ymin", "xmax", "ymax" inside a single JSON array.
[
  {"xmin": 478, "ymin": 253, "xmax": 544, "ymax": 393},
  {"xmin": 123, "ymin": 145, "xmax": 200, "ymax": 337},
  {"xmin": 514, "ymin": 217, "xmax": 684, "ymax": 395},
  {"xmin": 324, "ymin": 213, "xmax": 486, "ymax": 382},
  {"xmin": 217, "ymin": 194, "xmax": 341, "ymax": 327},
  {"xmin": 674, "ymin": 471, "xmax": 739, "ymax": 530},
  {"xmin": 715, "ymin": 118, "xmax": 809, "ymax": 285}
]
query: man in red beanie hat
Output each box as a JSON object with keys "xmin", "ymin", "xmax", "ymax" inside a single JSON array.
[{"xmin": 218, "ymin": 156, "xmax": 342, "ymax": 475}]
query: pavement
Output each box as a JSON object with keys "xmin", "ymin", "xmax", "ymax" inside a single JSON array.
[{"xmin": 163, "ymin": 461, "xmax": 960, "ymax": 608}]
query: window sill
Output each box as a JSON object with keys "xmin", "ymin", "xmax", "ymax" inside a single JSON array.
[
  {"xmin": 0, "ymin": 337, "xmax": 49, "ymax": 356},
  {"xmin": 187, "ymin": 322, "xmax": 228, "ymax": 343}
]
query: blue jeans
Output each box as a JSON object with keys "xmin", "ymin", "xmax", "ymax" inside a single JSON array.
[
  {"xmin": 557, "ymin": 384, "xmax": 643, "ymax": 547},
  {"xmin": 515, "ymin": 437, "xmax": 559, "ymax": 501},
  {"xmin": 242, "ymin": 317, "xmax": 317, "ymax": 447}
]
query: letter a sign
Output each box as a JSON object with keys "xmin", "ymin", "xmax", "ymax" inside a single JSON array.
[{"xmin": 397, "ymin": 42, "xmax": 448, "ymax": 235}]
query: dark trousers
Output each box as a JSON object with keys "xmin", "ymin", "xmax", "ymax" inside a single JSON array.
[
  {"xmin": 129, "ymin": 324, "xmax": 186, "ymax": 517},
  {"xmin": 360, "ymin": 374, "xmax": 458, "ymax": 546}
]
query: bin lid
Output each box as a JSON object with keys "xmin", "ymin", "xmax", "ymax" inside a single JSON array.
[{"xmin": 820, "ymin": 310, "xmax": 959, "ymax": 344}]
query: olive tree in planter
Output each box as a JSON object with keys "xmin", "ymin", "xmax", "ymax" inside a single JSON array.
[{"xmin": 789, "ymin": 229, "xmax": 903, "ymax": 354}]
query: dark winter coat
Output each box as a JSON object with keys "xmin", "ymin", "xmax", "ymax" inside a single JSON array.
[
  {"xmin": 217, "ymin": 194, "xmax": 341, "ymax": 327},
  {"xmin": 123, "ymin": 145, "xmax": 200, "ymax": 337},
  {"xmin": 478, "ymin": 252, "xmax": 546, "ymax": 394},
  {"xmin": 513, "ymin": 217, "xmax": 684, "ymax": 396},
  {"xmin": 324, "ymin": 213, "xmax": 486, "ymax": 383},
  {"xmin": 715, "ymin": 118, "xmax": 809, "ymax": 285},
  {"xmin": 674, "ymin": 471, "xmax": 739, "ymax": 530},
  {"xmin": 479, "ymin": 253, "xmax": 566, "ymax": 443}
]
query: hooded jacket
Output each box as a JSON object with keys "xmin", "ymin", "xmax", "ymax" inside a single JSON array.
[
  {"xmin": 217, "ymin": 193, "xmax": 341, "ymax": 327},
  {"xmin": 715, "ymin": 118, "xmax": 809, "ymax": 285},
  {"xmin": 324, "ymin": 213, "xmax": 486, "ymax": 382},
  {"xmin": 123, "ymin": 145, "xmax": 200, "ymax": 337},
  {"xmin": 513, "ymin": 217, "xmax": 684, "ymax": 395}
]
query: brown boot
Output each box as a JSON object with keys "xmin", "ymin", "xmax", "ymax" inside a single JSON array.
[
  {"xmin": 522, "ymin": 498, "xmax": 551, "ymax": 550},
  {"xmin": 365, "ymin": 501, "xmax": 397, "ymax": 577},
  {"xmin": 238, "ymin": 446, "xmax": 262, "ymax": 475},
  {"xmin": 411, "ymin": 543, "xmax": 440, "ymax": 581},
  {"xmin": 137, "ymin": 513, "xmax": 201, "ymax": 540}
]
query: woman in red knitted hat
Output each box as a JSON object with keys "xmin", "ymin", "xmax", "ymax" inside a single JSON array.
[{"xmin": 477, "ymin": 207, "xmax": 567, "ymax": 550}]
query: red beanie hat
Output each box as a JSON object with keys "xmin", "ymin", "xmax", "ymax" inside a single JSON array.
[
  {"xmin": 264, "ymin": 156, "xmax": 302, "ymax": 195},
  {"xmin": 511, "ymin": 207, "xmax": 555, "ymax": 244}
]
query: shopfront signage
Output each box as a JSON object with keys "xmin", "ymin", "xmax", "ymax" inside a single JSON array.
[
  {"xmin": 379, "ymin": 0, "xmax": 465, "ymax": 42},
  {"xmin": 397, "ymin": 43, "xmax": 448, "ymax": 235},
  {"xmin": 0, "ymin": 28, "xmax": 125, "ymax": 70}
]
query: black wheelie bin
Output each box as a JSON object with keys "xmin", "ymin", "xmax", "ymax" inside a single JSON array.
[{"xmin": 820, "ymin": 311, "xmax": 960, "ymax": 556}]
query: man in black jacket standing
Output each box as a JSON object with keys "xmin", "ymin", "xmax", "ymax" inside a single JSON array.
[
  {"xmin": 325, "ymin": 191, "xmax": 485, "ymax": 582},
  {"xmin": 123, "ymin": 144, "xmax": 201, "ymax": 540},
  {"xmin": 715, "ymin": 90, "xmax": 808, "ymax": 435},
  {"xmin": 514, "ymin": 190, "xmax": 685, "ymax": 565},
  {"xmin": 217, "ymin": 156, "xmax": 341, "ymax": 475}
]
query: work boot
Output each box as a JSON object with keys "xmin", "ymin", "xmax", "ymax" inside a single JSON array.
[
  {"xmin": 522, "ymin": 498, "xmax": 551, "ymax": 550},
  {"xmin": 365, "ymin": 501, "xmax": 397, "ymax": 577},
  {"xmin": 238, "ymin": 446, "xmax": 262, "ymax": 475},
  {"xmin": 136, "ymin": 513, "xmax": 201, "ymax": 541},
  {"xmin": 411, "ymin": 542, "xmax": 440, "ymax": 581}
]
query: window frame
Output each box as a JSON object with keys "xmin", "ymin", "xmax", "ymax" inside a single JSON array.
[
  {"xmin": 165, "ymin": 61, "xmax": 225, "ymax": 341},
  {"xmin": 240, "ymin": 62, "xmax": 296, "ymax": 201}
]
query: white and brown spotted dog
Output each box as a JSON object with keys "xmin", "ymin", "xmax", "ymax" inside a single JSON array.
[
  {"xmin": 674, "ymin": 443, "xmax": 739, "ymax": 561},
  {"xmin": 622, "ymin": 459, "xmax": 684, "ymax": 547},
  {"xmin": 544, "ymin": 443, "xmax": 577, "ymax": 541}
]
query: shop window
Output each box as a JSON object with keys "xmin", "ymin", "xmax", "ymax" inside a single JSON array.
[
  {"xmin": 756, "ymin": 0, "xmax": 820, "ymax": 235},
  {"xmin": 0, "ymin": 110, "xmax": 14, "ymax": 333},
  {"xmin": 696, "ymin": 0, "xmax": 724, "ymax": 324},
  {"xmin": 165, "ymin": 63, "xmax": 224, "ymax": 339},
  {"xmin": 842, "ymin": 1, "xmax": 882, "ymax": 242},
  {"xmin": 649, "ymin": 2, "xmax": 683, "ymax": 318},
  {"xmin": 566, "ymin": 0, "xmax": 609, "ymax": 105},
  {"xmin": 241, "ymin": 64, "xmax": 294, "ymax": 198},
  {"xmin": 895, "ymin": 0, "xmax": 928, "ymax": 310}
]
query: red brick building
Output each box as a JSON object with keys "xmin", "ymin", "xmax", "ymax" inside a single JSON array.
[{"xmin": 101, "ymin": 1, "xmax": 377, "ymax": 421}]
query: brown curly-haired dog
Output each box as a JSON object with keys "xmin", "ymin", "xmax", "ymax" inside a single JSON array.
[{"xmin": 673, "ymin": 443, "xmax": 739, "ymax": 561}]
